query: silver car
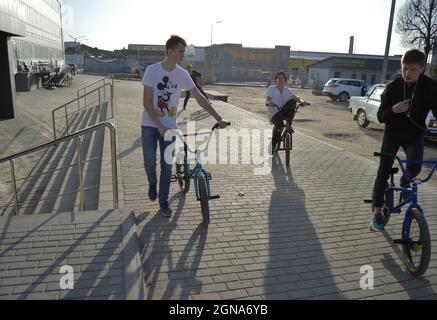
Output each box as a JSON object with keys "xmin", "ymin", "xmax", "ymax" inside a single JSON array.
[{"xmin": 350, "ymin": 83, "xmax": 437, "ymax": 139}]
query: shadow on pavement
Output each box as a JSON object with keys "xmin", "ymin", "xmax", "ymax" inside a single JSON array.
[{"xmin": 265, "ymin": 155, "xmax": 345, "ymax": 299}]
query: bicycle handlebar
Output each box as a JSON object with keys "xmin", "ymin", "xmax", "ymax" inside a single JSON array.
[
  {"xmin": 170, "ymin": 122, "xmax": 231, "ymax": 155},
  {"xmin": 374, "ymin": 152, "xmax": 437, "ymax": 183}
]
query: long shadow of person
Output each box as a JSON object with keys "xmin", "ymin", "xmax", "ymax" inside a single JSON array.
[{"xmin": 265, "ymin": 154, "xmax": 345, "ymax": 299}]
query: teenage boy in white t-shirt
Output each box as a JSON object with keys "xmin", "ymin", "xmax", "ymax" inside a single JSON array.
[
  {"xmin": 265, "ymin": 71, "xmax": 307, "ymax": 152},
  {"xmin": 141, "ymin": 35, "xmax": 228, "ymax": 217}
]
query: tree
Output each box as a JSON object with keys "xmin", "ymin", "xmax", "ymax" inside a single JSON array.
[{"xmin": 396, "ymin": 0, "xmax": 437, "ymax": 64}]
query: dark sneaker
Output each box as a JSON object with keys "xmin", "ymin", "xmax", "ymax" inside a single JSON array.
[
  {"xmin": 158, "ymin": 207, "xmax": 172, "ymax": 218},
  {"xmin": 148, "ymin": 187, "xmax": 157, "ymax": 201},
  {"xmin": 370, "ymin": 212, "xmax": 385, "ymax": 232}
]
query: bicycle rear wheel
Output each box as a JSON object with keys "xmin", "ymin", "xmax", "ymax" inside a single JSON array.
[
  {"xmin": 402, "ymin": 208, "xmax": 431, "ymax": 277},
  {"xmin": 197, "ymin": 173, "xmax": 210, "ymax": 225},
  {"xmin": 176, "ymin": 163, "xmax": 190, "ymax": 194}
]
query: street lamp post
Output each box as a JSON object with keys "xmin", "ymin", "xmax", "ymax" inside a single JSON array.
[
  {"xmin": 381, "ymin": 0, "xmax": 396, "ymax": 81},
  {"xmin": 210, "ymin": 20, "xmax": 224, "ymax": 46}
]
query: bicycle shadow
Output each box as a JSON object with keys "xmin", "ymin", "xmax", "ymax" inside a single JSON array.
[
  {"xmin": 265, "ymin": 155, "xmax": 345, "ymax": 299},
  {"xmin": 138, "ymin": 191, "xmax": 208, "ymax": 299},
  {"xmin": 380, "ymin": 230, "xmax": 436, "ymax": 298}
]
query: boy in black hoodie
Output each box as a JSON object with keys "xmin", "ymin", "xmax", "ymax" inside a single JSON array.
[{"xmin": 370, "ymin": 49, "xmax": 437, "ymax": 232}]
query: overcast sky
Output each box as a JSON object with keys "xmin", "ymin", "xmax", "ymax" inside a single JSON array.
[{"xmin": 61, "ymin": 0, "xmax": 408, "ymax": 55}]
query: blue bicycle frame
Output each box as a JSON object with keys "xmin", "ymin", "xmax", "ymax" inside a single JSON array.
[
  {"xmin": 376, "ymin": 152, "xmax": 437, "ymax": 237},
  {"xmin": 182, "ymin": 146, "xmax": 212, "ymax": 200}
]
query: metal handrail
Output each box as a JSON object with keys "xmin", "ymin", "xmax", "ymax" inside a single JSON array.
[
  {"xmin": 0, "ymin": 121, "xmax": 119, "ymax": 215},
  {"xmin": 77, "ymin": 75, "xmax": 114, "ymax": 106},
  {"xmin": 52, "ymin": 82, "xmax": 114, "ymax": 139}
]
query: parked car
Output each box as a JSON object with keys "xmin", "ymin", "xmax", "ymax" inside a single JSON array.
[
  {"xmin": 349, "ymin": 83, "xmax": 437, "ymax": 139},
  {"xmin": 323, "ymin": 78, "xmax": 368, "ymax": 102}
]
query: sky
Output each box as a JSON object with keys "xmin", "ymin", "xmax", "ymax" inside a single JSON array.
[{"xmin": 61, "ymin": 0, "xmax": 409, "ymax": 56}]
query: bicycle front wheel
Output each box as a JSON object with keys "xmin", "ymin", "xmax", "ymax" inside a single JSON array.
[
  {"xmin": 176, "ymin": 163, "xmax": 190, "ymax": 194},
  {"xmin": 402, "ymin": 209, "xmax": 431, "ymax": 277},
  {"xmin": 197, "ymin": 173, "xmax": 210, "ymax": 225}
]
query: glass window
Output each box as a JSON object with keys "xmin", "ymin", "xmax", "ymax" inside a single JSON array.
[{"xmin": 369, "ymin": 86, "xmax": 385, "ymax": 101}]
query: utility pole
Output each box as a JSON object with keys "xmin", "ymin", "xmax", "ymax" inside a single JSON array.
[{"xmin": 381, "ymin": 0, "xmax": 396, "ymax": 81}]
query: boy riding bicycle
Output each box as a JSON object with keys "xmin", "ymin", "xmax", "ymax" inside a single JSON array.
[
  {"xmin": 265, "ymin": 71, "xmax": 308, "ymax": 152},
  {"xmin": 370, "ymin": 49, "xmax": 437, "ymax": 232}
]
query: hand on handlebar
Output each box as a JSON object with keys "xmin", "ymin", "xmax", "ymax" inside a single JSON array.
[{"xmin": 218, "ymin": 120, "xmax": 229, "ymax": 129}]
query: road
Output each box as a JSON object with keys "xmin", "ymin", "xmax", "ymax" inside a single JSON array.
[{"xmin": 205, "ymin": 84, "xmax": 437, "ymax": 187}]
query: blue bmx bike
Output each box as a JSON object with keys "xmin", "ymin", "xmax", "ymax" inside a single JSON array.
[
  {"xmin": 171, "ymin": 122, "xmax": 231, "ymax": 225},
  {"xmin": 365, "ymin": 152, "xmax": 437, "ymax": 276}
]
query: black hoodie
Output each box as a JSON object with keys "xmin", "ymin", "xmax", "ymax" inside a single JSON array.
[{"xmin": 377, "ymin": 74, "xmax": 437, "ymax": 142}]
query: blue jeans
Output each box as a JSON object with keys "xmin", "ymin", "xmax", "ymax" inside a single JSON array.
[{"xmin": 141, "ymin": 126, "xmax": 176, "ymax": 210}]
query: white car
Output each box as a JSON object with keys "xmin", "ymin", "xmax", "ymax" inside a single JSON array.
[
  {"xmin": 323, "ymin": 78, "xmax": 367, "ymax": 102},
  {"xmin": 350, "ymin": 83, "xmax": 437, "ymax": 139}
]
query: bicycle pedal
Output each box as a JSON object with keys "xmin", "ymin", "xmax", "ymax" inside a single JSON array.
[
  {"xmin": 364, "ymin": 199, "xmax": 373, "ymax": 204},
  {"xmin": 209, "ymin": 195, "xmax": 220, "ymax": 200}
]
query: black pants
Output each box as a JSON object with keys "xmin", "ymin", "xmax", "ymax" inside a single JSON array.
[
  {"xmin": 373, "ymin": 132, "xmax": 424, "ymax": 208},
  {"xmin": 271, "ymin": 100, "xmax": 297, "ymax": 146},
  {"xmin": 183, "ymin": 85, "xmax": 209, "ymax": 108}
]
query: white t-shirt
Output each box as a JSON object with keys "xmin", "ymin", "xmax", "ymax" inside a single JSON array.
[
  {"xmin": 266, "ymin": 85, "xmax": 295, "ymax": 120},
  {"xmin": 141, "ymin": 62, "xmax": 195, "ymax": 128}
]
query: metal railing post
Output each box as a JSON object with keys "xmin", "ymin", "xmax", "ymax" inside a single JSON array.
[
  {"xmin": 9, "ymin": 159, "xmax": 19, "ymax": 215},
  {"xmin": 52, "ymin": 110, "xmax": 57, "ymax": 140},
  {"xmin": 77, "ymin": 91, "xmax": 80, "ymax": 110},
  {"xmin": 76, "ymin": 136, "xmax": 85, "ymax": 211},
  {"xmin": 109, "ymin": 126, "xmax": 119, "ymax": 209},
  {"xmin": 65, "ymin": 106, "xmax": 69, "ymax": 136},
  {"xmin": 110, "ymin": 83, "xmax": 114, "ymax": 118}
]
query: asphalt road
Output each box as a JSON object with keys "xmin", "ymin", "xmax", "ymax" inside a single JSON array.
[{"xmin": 205, "ymin": 84, "xmax": 437, "ymax": 187}]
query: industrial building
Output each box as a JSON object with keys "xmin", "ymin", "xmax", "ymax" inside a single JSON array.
[{"xmin": 0, "ymin": 0, "xmax": 64, "ymax": 119}]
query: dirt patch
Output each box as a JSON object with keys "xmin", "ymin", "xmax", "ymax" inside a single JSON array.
[{"xmin": 324, "ymin": 133, "xmax": 360, "ymax": 142}]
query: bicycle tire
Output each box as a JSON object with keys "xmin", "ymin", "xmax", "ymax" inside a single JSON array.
[
  {"xmin": 176, "ymin": 163, "xmax": 190, "ymax": 194},
  {"xmin": 285, "ymin": 132, "xmax": 292, "ymax": 167},
  {"xmin": 402, "ymin": 208, "xmax": 431, "ymax": 277},
  {"xmin": 197, "ymin": 173, "xmax": 210, "ymax": 225}
]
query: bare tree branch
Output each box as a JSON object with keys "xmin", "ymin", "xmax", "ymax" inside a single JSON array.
[{"xmin": 396, "ymin": 0, "xmax": 437, "ymax": 59}]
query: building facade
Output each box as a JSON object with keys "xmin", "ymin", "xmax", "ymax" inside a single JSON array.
[
  {"xmin": 0, "ymin": 0, "xmax": 64, "ymax": 119},
  {"xmin": 309, "ymin": 55, "xmax": 402, "ymax": 90},
  {"xmin": 204, "ymin": 44, "xmax": 290, "ymax": 83}
]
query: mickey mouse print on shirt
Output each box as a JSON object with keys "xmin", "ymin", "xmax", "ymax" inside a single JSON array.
[{"xmin": 156, "ymin": 76, "xmax": 178, "ymax": 118}]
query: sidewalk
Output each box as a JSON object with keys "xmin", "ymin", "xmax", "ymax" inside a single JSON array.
[{"xmin": 114, "ymin": 79, "xmax": 437, "ymax": 300}]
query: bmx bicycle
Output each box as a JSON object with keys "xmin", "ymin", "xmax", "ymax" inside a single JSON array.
[
  {"xmin": 272, "ymin": 100, "xmax": 310, "ymax": 166},
  {"xmin": 171, "ymin": 122, "xmax": 231, "ymax": 225},
  {"xmin": 365, "ymin": 152, "xmax": 437, "ymax": 276}
]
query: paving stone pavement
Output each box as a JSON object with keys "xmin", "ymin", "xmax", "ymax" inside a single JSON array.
[
  {"xmin": 0, "ymin": 209, "xmax": 144, "ymax": 300},
  {"xmin": 114, "ymin": 79, "xmax": 437, "ymax": 300}
]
